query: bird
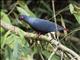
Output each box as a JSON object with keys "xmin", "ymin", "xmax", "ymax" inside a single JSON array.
[{"xmin": 19, "ymin": 15, "xmax": 66, "ymax": 34}]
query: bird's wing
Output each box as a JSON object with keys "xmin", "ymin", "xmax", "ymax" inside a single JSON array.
[{"xmin": 30, "ymin": 19, "xmax": 57, "ymax": 32}]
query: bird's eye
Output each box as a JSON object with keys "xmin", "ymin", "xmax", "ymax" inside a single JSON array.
[{"xmin": 19, "ymin": 16, "xmax": 24, "ymax": 20}]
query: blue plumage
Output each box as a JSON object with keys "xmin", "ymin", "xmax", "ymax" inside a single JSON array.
[{"xmin": 19, "ymin": 15, "xmax": 64, "ymax": 33}]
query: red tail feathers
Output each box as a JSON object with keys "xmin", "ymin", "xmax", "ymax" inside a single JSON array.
[{"xmin": 64, "ymin": 28, "xmax": 69, "ymax": 31}]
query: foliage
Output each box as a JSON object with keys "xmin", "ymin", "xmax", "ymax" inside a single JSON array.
[
  {"xmin": 69, "ymin": 4, "xmax": 80, "ymax": 24},
  {"xmin": 0, "ymin": 0, "xmax": 80, "ymax": 60}
]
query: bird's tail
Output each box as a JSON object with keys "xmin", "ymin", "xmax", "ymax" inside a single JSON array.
[{"xmin": 64, "ymin": 28, "xmax": 69, "ymax": 31}]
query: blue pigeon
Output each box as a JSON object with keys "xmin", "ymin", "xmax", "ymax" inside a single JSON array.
[{"xmin": 19, "ymin": 15, "xmax": 66, "ymax": 34}]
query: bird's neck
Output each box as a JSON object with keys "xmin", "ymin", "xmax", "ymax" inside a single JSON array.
[{"xmin": 24, "ymin": 16, "xmax": 35, "ymax": 24}]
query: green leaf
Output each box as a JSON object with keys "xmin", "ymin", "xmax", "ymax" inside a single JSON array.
[
  {"xmin": 0, "ymin": 11, "xmax": 11, "ymax": 33},
  {"xmin": 69, "ymin": 4, "xmax": 74, "ymax": 14},
  {"xmin": 17, "ymin": 1, "xmax": 36, "ymax": 17},
  {"xmin": 6, "ymin": 34, "xmax": 22, "ymax": 48},
  {"xmin": 4, "ymin": 46, "xmax": 12, "ymax": 60},
  {"xmin": 1, "ymin": 30, "xmax": 11, "ymax": 48},
  {"xmin": 17, "ymin": 6, "xmax": 30, "ymax": 16},
  {"xmin": 1, "ymin": 28, "xmax": 26, "ymax": 49},
  {"xmin": 1, "ymin": 11, "xmax": 11, "ymax": 24},
  {"xmin": 74, "ymin": 13, "xmax": 80, "ymax": 24},
  {"xmin": 69, "ymin": 4, "xmax": 80, "ymax": 24},
  {"xmin": 0, "ymin": 27, "xmax": 5, "ymax": 33},
  {"xmin": 11, "ymin": 40, "xmax": 20, "ymax": 60},
  {"xmin": 43, "ymin": 51, "xmax": 60, "ymax": 60},
  {"xmin": 17, "ymin": 29, "xmax": 26, "ymax": 47},
  {"xmin": 21, "ymin": 42, "xmax": 32, "ymax": 56}
]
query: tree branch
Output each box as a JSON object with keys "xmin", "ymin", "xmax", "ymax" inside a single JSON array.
[{"xmin": 1, "ymin": 20, "xmax": 80, "ymax": 60}]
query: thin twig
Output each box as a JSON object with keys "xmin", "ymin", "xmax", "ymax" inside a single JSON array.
[
  {"xmin": 61, "ymin": 27, "xmax": 80, "ymax": 41},
  {"xmin": 52, "ymin": 0, "xmax": 59, "ymax": 40},
  {"xmin": 66, "ymin": 52, "xmax": 76, "ymax": 60},
  {"xmin": 60, "ymin": 51, "xmax": 64, "ymax": 60},
  {"xmin": 8, "ymin": 3, "xmax": 17, "ymax": 15},
  {"xmin": 49, "ymin": 6, "xmax": 69, "ymax": 20}
]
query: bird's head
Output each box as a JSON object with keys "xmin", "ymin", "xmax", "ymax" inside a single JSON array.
[
  {"xmin": 19, "ymin": 15, "xmax": 36, "ymax": 23},
  {"xmin": 19, "ymin": 15, "xmax": 34, "ymax": 24},
  {"xmin": 19, "ymin": 15, "xmax": 32, "ymax": 23},
  {"xmin": 19, "ymin": 15, "xmax": 27, "ymax": 21}
]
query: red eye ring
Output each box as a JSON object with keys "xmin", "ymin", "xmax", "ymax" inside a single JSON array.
[{"xmin": 19, "ymin": 15, "xmax": 24, "ymax": 20}]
